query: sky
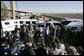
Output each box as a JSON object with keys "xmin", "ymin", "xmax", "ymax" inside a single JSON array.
[{"xmin": 3, "ymin": 1, "xmax": 83, "ymax": 13}]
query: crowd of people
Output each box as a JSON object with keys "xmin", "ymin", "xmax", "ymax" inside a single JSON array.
[{"xmin": 1, "ymin": 24, "xmax": 83, "ymax": 55}]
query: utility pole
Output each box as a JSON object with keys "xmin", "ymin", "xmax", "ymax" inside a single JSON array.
[
  {"xmin": 10, "ymin": 1, "xmax": 15, "ymax": 19},
  {"xmin": 1, "ymin": 1, "xmax": 6, "ymax": 19}
]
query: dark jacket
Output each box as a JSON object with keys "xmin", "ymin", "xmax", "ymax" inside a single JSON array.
[
  {"xmin": 44, "ymin": 29, "xmax": 50, "ymax": 37},
  {"xmin": 20, "ymin": 30, "xmax": 27, "ymax": 41},
  {"xmin": 50, "ymin": 28, "xmax": 54, "ymax": 37},
  {"xmin": 21, "ymin": 47, "xmax": 36, "ymax": 55},
  {"xmin": 35, "ymin": 47, "xmax": 47, "ymax": 55}
]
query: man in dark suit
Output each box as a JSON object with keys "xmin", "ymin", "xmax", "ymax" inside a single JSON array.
[
  {"xmin": 34, "ymin": 27, "xmax": 40, "ymax": 44},
  {"xmin": 15, "ymin": 25, "xmax": 20, "ymax": 30},
  {"xmin": 21, "ymin": 37, "xmax": 36, "ymax": 55},
  {"xmin": 13, "ymin": 29, "xmax": 20, "ymax": 42},
  {"xmin": 20, "ymin": 25, "xmax": 27, "ymax": 41},
  {"xmin": 53, "ymin": 26, "xmax": 61, "ymax": 42},
  {"xmin": 49, "ymin": 26, "xmax": 55, "ymax": 42},
  {"xmin": 44, "ymin": 26, "xmax": 50, "ymax": 47}
]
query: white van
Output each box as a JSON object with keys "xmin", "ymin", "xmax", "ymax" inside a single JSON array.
[
  {"xmin": 1, "ymin": 20, "xmax": 15, "ymax": 32},
  {"xmin": 1, "ymin": 19, "xmax": 37, "ymax": 32},
  {"xmin": 36, "ymin": 21, "xmax": 45, "ymax": 28},
  {"xmin": 66, "ymin": 22, "xmax": 83, "ymax": 31},
  {"xmin": 45, "ymin": 21, "xmax": 61, "ymax": 28},
  {"xmin": 61, "ymin": 19, "xmax": 83, "ymax": 26}
]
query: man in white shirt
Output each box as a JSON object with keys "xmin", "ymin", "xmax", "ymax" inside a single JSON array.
[
  {"xmin": 49, "ymin": 42, "xmax": 62, "ymax": 55},
  {"xmin": 58, "ymin": 43, "xmax": 65, "ymax": 55}
]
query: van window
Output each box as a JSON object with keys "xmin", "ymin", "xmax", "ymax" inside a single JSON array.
[
  {"xmin": 54, "ymin": 23, "xmax": 61, "ymax": 25},
  {"xmin": 20, "ymin": 21, "xmax": 23, "ymax": 24},
  {"xmin": 32, "ymin": 21, "xmax": 36, "ymax": 26},
  {"xmin": 32, "ymin": 21, "xmax": 36, "ymax": 24},
  {"xmin": 37, "ymin": 23, "xmax": 44, "ymax": 27},
  {"xmin": 73, "ymin": 21, "xmax": 77, "ymax": 22},
  {"xmin": 5, "ymin": 22, "xmax": 10, "ymax": 25},
  {"xmin": 61, "ymin": 21, "xmax": 71, "ymax": 25},
  {"xmin": 46, "ymin": 23, "xmax": 51, "ymax": 26},
  {"xmin": 26, "ymin": 21, "xmax": 30, "ymax": 24},
  {"xmin": 14, "ymin": 21, "xmax": 18, "ymax": 24}
]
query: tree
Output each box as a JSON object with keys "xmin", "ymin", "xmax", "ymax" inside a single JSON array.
[{"xmin": 1, "ymin": 1, "xmax": 9, "ymax": 19}]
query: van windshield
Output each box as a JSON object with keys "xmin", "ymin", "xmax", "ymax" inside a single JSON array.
[
  {"xmin": 61, "ymin": 21, "xmax": 71, "ymax": 25},
  {"xmin": 5, "ymin": 22, "xmax": 10, "ymax": 25}
]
